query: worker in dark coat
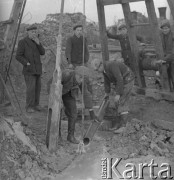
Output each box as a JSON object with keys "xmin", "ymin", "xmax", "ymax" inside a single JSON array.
[
  {"xmin": 65, "ymin": 24, "xmax": 95, "ymax": 120},
  {"xmin": 92, "ymin": 57, "xmax": 134, "ymax": 133},
  {"xmin": 106, "ymin": 23, "xmax": 144, "ymax": 73},
  {"xmin": 16, "ymin": 24, "xmax": 45, "ymax": 113},
  {"xmin": 47, "ymin": 66, "xmax": 95, "ymax": 144},
  {"xmin": 159, "ymin": 19, "xmax": 174, "ymax": 90}
]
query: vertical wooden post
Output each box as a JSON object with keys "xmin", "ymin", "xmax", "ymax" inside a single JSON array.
[
  {"xmin": 122, "ymin": 2, "xmax": 146, "ymax": 87},
  {"xmin": 167, "ymin": 0, "xmax": 174, "ymax": 19},
  {"xmin": 46, "ymin": 0, "xmax": 64, "ymax": 153},
  {"xmin": 0, "ymin": 0, "xmax": 25, "ymax": 103},
  {"xmin": 4, "ymin": 0, "xmax": 24, "ymax": 50},
  {"xmin": 96, "ymin": 0, "xmax": 109, "ymax": 63},
  {"xmin": 145, "ymin": 0, "xmax": 170, "ymax": 91}
]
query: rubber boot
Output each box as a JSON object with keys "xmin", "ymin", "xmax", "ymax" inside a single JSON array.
[
  {"xmin": 67, "ymin": 118, "xmax": 79, "ymax": 144},
  {"xmin": 109, "ymin": 116, "xmax": 122, "ymax": 131},
  {"xmin": 114, "ymin": 113, "xmax": 128, "ymax": 134},
  {"xmin": 58, "ymin": 120, "xmax": 62, "ymax": 142}
]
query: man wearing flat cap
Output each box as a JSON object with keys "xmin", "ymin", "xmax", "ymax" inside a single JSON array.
[
  {"xmin": 16, "ymin": 24, "xmax": 45, "ymax": 113},
  {"xmin": 158, "ymin": 19, "xmax": 174, "ymax": 90},
  {"xmin": 106, "ymin": 23, "xmax": 144, "ymax": 80},
  {"xmin": 65, "ymin": 24, "xmax": 96, "ymax": 121}
]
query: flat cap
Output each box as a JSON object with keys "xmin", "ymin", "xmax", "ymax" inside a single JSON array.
[
  {"xmin": 160, "ymin": 19, "xmax": 170, "ymax": 29},
  {"xmin": 73, "ymin": 24, "xmax": 83, "ymax": 30},
  {"xmin": 118, "ymin": 23, "xmax": 127, "ymax": 30},
  {"xmin": 26, "ymin": 24, "xmax": 37, "ymax": 31}
]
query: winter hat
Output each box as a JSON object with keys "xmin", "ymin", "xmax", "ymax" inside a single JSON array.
[
  {"xmin": 160, "ymin": 19, "xmax": 170, "ymax": 29},
  {"xmin": 118, "ymin": 23, "xmax": 127, "ymax": 30},
  {"xmin": 26, "ymin": 24, "xmax": 37, "ymax": 31}
]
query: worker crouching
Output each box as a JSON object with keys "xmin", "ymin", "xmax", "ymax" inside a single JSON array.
[
  {"xmin": 92, "ymin": 57, "xmax": 135, "ymax": 133},
  {"xmin": 47, "ymin": 66, "xmax": 96, "ymax": 144}
]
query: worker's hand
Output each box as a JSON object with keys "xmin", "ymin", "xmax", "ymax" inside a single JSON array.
[
  {"xmin": 68, "ymin": 63, "xmax": 74, "ymax": 69},
  {"xmin": 104, "ymin": 93, "xmax": 109, "ymax": 99},
  {"xmin": 155, "ymin": 60, "xmax": 166, "ymax": 64},
  {"xmin": 27, "ymin": 62, "xmax": 30, "ymax": 66},
  {"xmin": 114, "ymin": 95, "xmax": 120, "ymax": 103},
  {"xmin": 32, "ymin": 36, "xmax": 40, "ymax": 45}
]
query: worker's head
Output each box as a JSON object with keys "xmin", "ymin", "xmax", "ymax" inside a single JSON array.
[
  {"xmin": 118, "ymin": 24, "xmax": 127, "ymax": 35},
  {"xmin": 73, "ymin": 25, "xmax": 83, "ymax": 37},
  {"xmin": 160, "ymin": 19, "xmax": 171, "ymax": 35},
  {"xmin": 91, "ymin": 58, "xmax": 104, "ymax": 73},
  {"xmin": 27, "ymin": 24, "xmax": 38, "ymax": 39},
  {"xmin": 75, "ymin": 66, "xmax": 92, "ymax": 83}
]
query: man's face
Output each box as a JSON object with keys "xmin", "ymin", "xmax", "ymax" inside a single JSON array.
[
  {"xmin": 120, "ymin": 28, "xmax": 127, "ymax": 35},
  {"xmin": 75, "ymin": 74, "xmax": 83, "ymax": 84},
  {"xmin": 161, "ymin": 26, "xmax": 170, "ymax": 35},
  {"xmin": 28, "ymin": 29, "xmax": 38, "ymax": 39},
  {"xmin": 74, "ymin": 27, "xmax": 83, "ymax": 37}
]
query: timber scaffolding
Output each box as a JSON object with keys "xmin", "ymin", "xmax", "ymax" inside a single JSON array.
[{"xmin": 96, "ymin": 0, "xmax": 174, "ymax": 101}]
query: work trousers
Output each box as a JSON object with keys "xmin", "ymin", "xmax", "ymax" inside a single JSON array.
[
  {"xmin": 24, "ymin": 74, "xmax": 41, "ymax": 109},
  {"xmin": 62, "ymin": 92, "xmax": 77, "ymax": 134},
  {"xmin": 115, "ymin": 80, "xmax": 134, "ymax": 114}
]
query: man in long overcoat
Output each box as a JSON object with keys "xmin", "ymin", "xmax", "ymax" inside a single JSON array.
[{"xmin": 16, "ymin": 25, "xmax": 45, "ymax": 113}]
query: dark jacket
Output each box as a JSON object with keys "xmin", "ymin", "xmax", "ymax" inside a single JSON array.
[
  {"xmin": 104, "ymin": 61, "xmax": 134, "ymax": 96},
  {"xmin": 65, "ymin": 35, "xmax": 89, "ymax": 65},
  {"xmin": 160, "ymin": 30, "xmax": 174, "ymax": 82},
  {"xmin": 61, "ymin": 70, "xmax": 79, "ymax": 96},
  {"xmin": 16, "ymin": 36, "xmax": 45, "ymax": 75},
  {"xmin": 160, "ymin": 30, "xmax": 174, "ymax": 62}
]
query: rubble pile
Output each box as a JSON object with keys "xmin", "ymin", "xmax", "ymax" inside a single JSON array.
[
  {"xmin": 0, "ymin": 117, "xmax": 77, "ymax": 180},
  {"xmin": 107, "ymin": 118, "xmax": 174, "ymax": 160}
]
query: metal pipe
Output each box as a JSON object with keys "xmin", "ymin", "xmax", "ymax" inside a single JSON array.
[{"xmin": 83, "ymin": 97, "xmax": 110, "ymax": 145}]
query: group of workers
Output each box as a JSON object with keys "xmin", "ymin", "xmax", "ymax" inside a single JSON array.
[{"xmin": 15, "ymin": 18, "xmax": 174, "ymax": 144}]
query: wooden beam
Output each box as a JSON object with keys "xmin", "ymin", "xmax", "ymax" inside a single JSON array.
[
  {"xmin": 96, "ymin": 0, "xmax": 109, "ymax": 63},
  {"xmin": 167, "ymin": 0, "xmax": 174, "ymax": 19},
  {"xmin": 46, "ymin": 0, "xmax": 64, "ymax": 153},
  {"xmin": 102, "ymin": 0, "xmax": 144, "ymax": 6},
  {"xmin": 145, "ymin": 0, "xmax": 170, "ymax": 91},
  {"xmin": 122, "ymin": 3, "xmax": 146, "ymax": 87},
  {"xmin": 131, "ymin": 23, "xmax": 150, "ymax": 27},
  {"xmin": 0, "ymin": 0, "xmax": 25, "ymax": 104},
  {"xmin": 4, "ymin": 0, "xmax": 24, "ymax": 50}
]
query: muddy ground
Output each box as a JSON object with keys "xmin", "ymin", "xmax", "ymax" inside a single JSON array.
[{"xmin": 0, "ymin": 52, "xmax": 174, "ymax": 180}]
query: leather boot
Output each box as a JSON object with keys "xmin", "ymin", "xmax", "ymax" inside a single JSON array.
[
  {"xmin": 67, "ymin": 118, "xmax": 79, "ymax": 144},
  {"xmin": 109, "ymin": 116, "xmax": 122, "ymax": 131}
]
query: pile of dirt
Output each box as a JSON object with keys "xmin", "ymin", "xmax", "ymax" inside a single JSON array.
[
  {"xmin": 106, "ymin": 118, "xmax": 174, "ymax": 160},
  {"xmin": 0, "ymin": 117, "xmax": 78, "ymax": 180}
]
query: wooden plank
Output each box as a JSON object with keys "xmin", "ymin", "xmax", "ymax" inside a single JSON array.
[
  {"xmin": 151, "ymin": 119, "xmax": 174, "ymax": 131},
  {"xmin": 122, "ymin": 3, "xmax": 146, "ymax": 87},
  {"xmin": 46, "ymin": 0, "xmax": 64, "ymax": 153},
  {"xmin": 131, "ymin": 23, "xmax": 150, "ymax": 27},
  {"xmin": 167, "ymin": 0, "xmax": 174, "ymax": 19},
  {"xmin": 102, "ymin": 0, "xmax": 144, "ymax": 6},
  {"xmin": 145, "ymin": 0, "xmax": 170, "ymax": 91},
  {"xmin": 96, "ymin": 0, "xmax": 109, "ymax": 63}
]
